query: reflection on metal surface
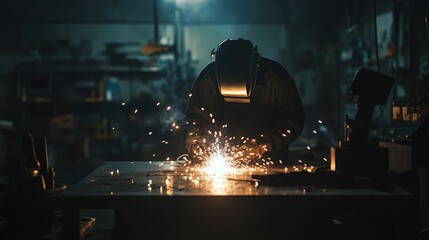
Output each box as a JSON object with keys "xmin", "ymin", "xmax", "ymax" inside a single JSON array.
[
  {"xmin": 78, "ymin": 161, "xmax": 336, "ymax": 196},
  {"xmin": 166, "ymin": 176, "xmax": 174, "ymax": 195},
  {"xmin": 211, "ymin": 175, "xmax": 227, "ymax": 194}
]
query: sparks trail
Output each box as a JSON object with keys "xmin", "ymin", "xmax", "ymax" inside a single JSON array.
[
  {"xmin": 184, "ymin": 111, "xmax": 329, "ymax": 175},
  {"xmin": 124, "ymin": 99, "xmax": 326, "ymax": 171}
]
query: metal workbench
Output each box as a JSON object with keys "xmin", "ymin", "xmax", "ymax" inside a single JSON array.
[{"xmin": 53, "ymin": 161, "xmax": 417, "ymax": 240}]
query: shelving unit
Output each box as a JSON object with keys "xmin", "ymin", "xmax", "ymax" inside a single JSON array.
[{"xmin": 13, "ymin": 58, "xmax": 174, "ymax": 168}]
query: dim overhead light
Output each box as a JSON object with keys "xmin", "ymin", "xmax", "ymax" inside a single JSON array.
[{"xmin": 165, "ymin": 0, "xmax": 205, "ymax": 4}]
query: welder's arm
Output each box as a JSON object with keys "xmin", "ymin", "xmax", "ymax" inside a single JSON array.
[
  {"xmin": 259, "ymin": 74, "xmax": 305, "ymax": 151},
  {"xmin": 184, "ymin": 66, "xmax": 218, "ymax": 156}
]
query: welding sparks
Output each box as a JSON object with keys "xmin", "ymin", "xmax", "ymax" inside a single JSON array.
[
  {"xmin": 179, "ymin": 112, "xmax": 318, "ymax": 183},
  {"xmin": 203, "ymin": 152, "xmax": 233, "ymax": 175}
]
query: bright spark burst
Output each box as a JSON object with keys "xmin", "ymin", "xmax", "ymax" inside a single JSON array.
[
  {"xmin": 203, "ymin": 152, "xmax": 233, "ymax": 175},
  {"xmin": 189, "ymin": 127, "xmax": 264, "ymax": 175}
]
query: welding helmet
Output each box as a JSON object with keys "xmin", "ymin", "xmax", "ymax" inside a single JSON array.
[{"xmin": 212, "ymin": 38, "xmax": 259, "ymax": 103}]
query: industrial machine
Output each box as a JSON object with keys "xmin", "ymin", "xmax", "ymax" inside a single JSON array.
[{"xmin": 330, "ymin": 67, "xmax": 395, "ymax": 178}]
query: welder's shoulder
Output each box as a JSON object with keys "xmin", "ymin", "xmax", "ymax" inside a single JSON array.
[
  {"xmin": 260, "ymin": 57, "xmax": 293, "ymax": 81},
  {"xmin": 199, "ymin": 62, "xmax": 216, "ymax": 78},
  {"xmin": 194, "ymin": 62, "xmax": 217, "ymax": 89}
]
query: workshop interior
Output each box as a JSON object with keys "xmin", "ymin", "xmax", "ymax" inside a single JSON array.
[{"xmin": 0, "ymin": 0, "xmax": 428, "ymax": 239}]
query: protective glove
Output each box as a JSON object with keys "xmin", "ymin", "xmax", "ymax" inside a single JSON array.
[
  {"xmin": 256, "ymin": 136, "xmax": 272, "ymax": 155},
  {"xmin": 234, "ymin": 138, "xmax": 272, "ymax": 163},
  {"xmin": 185, "ymin": 130, "xmax": 208, "ymax": 158},
  {"xmin": 238, "ymin": 139, "xmax": 260, "ymax": 161}
]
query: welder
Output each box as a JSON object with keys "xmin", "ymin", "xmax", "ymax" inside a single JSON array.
[{"xmin": 184, "ymin": 38, "xmax": 305, "ymax": 163}]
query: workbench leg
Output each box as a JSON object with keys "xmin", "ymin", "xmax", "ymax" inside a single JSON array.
[
  {"xmin": 114, "ymin": 207, "xmax": 127, "ymax": 240},
  {"xmin": 62, "ymin": 207, "xmax": 81, "ymax": 240}
]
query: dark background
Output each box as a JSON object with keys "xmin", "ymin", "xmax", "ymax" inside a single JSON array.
[{"xmin": 0, "ymin": 0, "xmax": 428, "ymax": 238}]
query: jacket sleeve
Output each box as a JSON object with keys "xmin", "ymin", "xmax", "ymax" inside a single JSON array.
[
  {"xmin": 259, "ymin": 62, "xmax": 305, "ymax": 151},
  {"xmin": 184, "ymin": 63, "xmax": 218, "ymax": 136}
]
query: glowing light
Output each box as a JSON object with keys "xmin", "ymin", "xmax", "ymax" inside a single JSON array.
[
  {"xmin": 121, "ymin": 102, "xmax": 126, "ymax": 106},
  {"xmin": 166, "ymin": 106, "xmax": 171, "ymax": 111},
  {"xmin": 203, "ymin": 153, "xmax": 232, "ymax": 175},
  {"xmin": 134, "ymin": 109, "xmax": 138, "ymax": 113},
  {"xmin": 318, "ymin": 120, "xmax": 323, "ymax": 124}
]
